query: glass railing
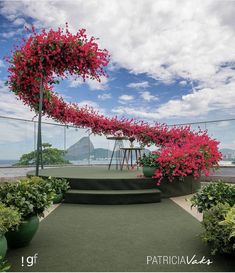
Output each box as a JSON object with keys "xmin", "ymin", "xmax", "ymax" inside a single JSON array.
[
  {"xmin": 169, "ymin": 118, "xmax": 235, "ymax": 166},
  {"xmin": 0, "ymin": 115, "xmax": 131, "ymax": 167},
  {"xmin": 0, "ymin": 115, "xmax": 235, "ymax": 167}
]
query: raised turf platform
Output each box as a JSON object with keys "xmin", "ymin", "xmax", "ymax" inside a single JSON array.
[
  {"xmin": 28, "ymin": 166, "xmax": 161, "ymax": 204},
  {"xmin": 27, "ymin": 166, "xmax": 200, "ymax": 204}
]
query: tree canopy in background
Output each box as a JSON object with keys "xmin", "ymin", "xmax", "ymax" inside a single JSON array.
[{"xmin": 15, "ymin": 143, "xmax": 70, "ymax": 166}]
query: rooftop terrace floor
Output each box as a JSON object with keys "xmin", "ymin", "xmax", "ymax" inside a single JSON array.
[{"xmin": 7, "ymin": 199, "xmax": 235, "ymax": 272}]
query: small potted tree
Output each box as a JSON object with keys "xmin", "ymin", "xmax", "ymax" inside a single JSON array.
[
  {"xmin": 138, "ymin": 153, "xmax": 159, "ymax": 177},
  {"xmin": 0, "ymin": 178, "xmax": 54, "ymax": 248},
  {"xmin": 0, "ymin": 204, "xmax": 21, "ymax": 258}
]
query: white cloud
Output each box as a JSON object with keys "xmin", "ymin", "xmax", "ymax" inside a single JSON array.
[
  {"xmin": 98, "ymin": 93, "xmax": 112, "ymax": 100},
  {"xmin": 1, "ymin": 30, "xmax": 17, "ymax": 38},
  {"xmin": 157, "ymin": 81, "xmax": 235, "ymax": 119},
  {"xmin": 68, "ymin": 76, "xmax": 108, "ymax": 90},
  {"xmin": 1, "ymin": 0, "xmax": 235, "ymax": 119},
  {"xmin": 3, "ymin": 0, "xmax": 235, "ymax": 85},
  {"xmin": 0, "ymin": 82, "xmax": 35, "ymax": 120},
  {"xmin": 112, "ymin": 106, "xmax": 157, "ymax": 121},
  {"xmin": 139, "ymin": 91, "xmax": 158, "ymax": 102},
  {"xmin": 0, "ymin": 80, "xmax": 57, "ymax": 123},
  {"xmin": 0, "ymin": 60, "xmax": 5, "ymax": 68},
  {"xmin": 12, "ymin": 17, "xmax": 26, "ymax": 26},
  {"xmin": 127, "ymin": 81, "xmax": 150, "ymax": 89},
  {"xmin": 76, "ymin": 100, "xmax": 106, "ymax": 115},
  {"xmin": 59, "ymin": 94, "xmax": 72, "ymax": 102},
  {"xmin": 113, "ymin": 79, "xmax": 235, "ymax": 120},
  {"xmin": 118, "ymin": 94, "xmax": 134, "ymax": 101},
  {"xmin": 0, "ymin": 118, "xmax": 34, "ymax": 150},
  {"xmin": 216, "ymin": 121, "xmax": 231, "ymax": 128},
  {"xmin": 77, "ymin": 100, "xmax": 98, "ymax": 108},
  {"xmin": 68, "ymin": 77, "xmax": 84, "ymax": 88},
  {"xmin": 86, "ymin": 76, "xmax": 109, "ymax": 91},
  {"xmin": 179, "ymin": 80, "xmax": 187, "ymax": 86},
  {"xmin": 107, "ymin": 61, "xmax": 120, "ymax": 72}
]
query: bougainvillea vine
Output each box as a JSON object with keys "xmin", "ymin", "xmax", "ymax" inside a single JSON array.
[{"xmin": 6, "ymin": 25, "xmax": 222, "ymax": 184}]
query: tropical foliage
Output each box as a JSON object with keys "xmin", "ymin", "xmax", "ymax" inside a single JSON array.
[
  {"xmin": 47, "ymin": 177, "xmax": 70, "ymax": 195},
  {"xmin": 191, "ymin": 181, "xmax": 235, "ymax": 213},
  {"xmin": 202, "ymin": 203, "xmax": 235, "ymax": 255},
  {"xmin": 0, "ymin": 177, "xmax": 54, "ymax": 219},
  {"xmin": 0, "ymin": 204, "xmax": 21, "ymax": 235},
  {"xmin": 138, "ymin": 153, "xmax": 159, "ymax": 168}
]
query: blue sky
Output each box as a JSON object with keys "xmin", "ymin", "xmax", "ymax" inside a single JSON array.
[{"xmin": 1, "ymin": 0, "xmax": 235, "ymax": 159}]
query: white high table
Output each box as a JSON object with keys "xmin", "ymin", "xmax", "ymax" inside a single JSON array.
[{"xmin": 107, "ymin": 136, "xmax": 128, "ymax": 170}]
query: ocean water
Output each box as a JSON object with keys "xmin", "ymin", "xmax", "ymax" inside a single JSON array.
[
  {"xmin": 0, "ymin": 160, "xmax": 18, "ymax": 167},
  {"xmin": 0, "ymin": 159, "xmax": 110, "ymax": 167},
  {"xmin": 0, "ymin": 159, "xmax": 234, "ymax": 167}
]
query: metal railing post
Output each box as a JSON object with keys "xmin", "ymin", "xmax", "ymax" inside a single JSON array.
[{"xmin": 36, "ymin": 77, "xmax": 44, "ymax": 176}]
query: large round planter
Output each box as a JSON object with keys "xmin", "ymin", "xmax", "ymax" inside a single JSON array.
[
  {"xmin": 0, "ymin": 235, "xmax": 7, "ymax": 260},
  {"xmin": 6, "ymin": 215, "xmax": 39, "ymax": 248},
  {"xmin": 53, "ymin": 193, "xmax": 63, "ymax": 204},
  {"xmin": 156, "ymin": 176, "xmax": 201, "ymax": 198},
  {"xmin": 143, "ymin": 166, "xmax": 156, "ymax": 177}
]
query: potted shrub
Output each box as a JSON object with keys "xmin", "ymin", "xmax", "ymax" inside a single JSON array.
[
  {"xmin": 47, "ymin": 177, "xmax": 70, "ymax": 204},
  {"xmin": 27, "ymin": 176, "xmax": 56, "ymax": 201},
  {"xmin": 138, "ymin": 153, "xmax": 159, "ymax": 177},
  {"xmin": 190, "ymin": 181, "xmax": 235, "ymax": 213},
  {"xmin": 202, "ymin": 203, "xmax": 235, "ymax": 255},
  {"xmin": 28, "ymin": 176, "xmax": 69, "ymax": 203},
  {"xmin": 0, "ymin": 178, "xmax": 54, "ymax": 248},
  {"xmin": 0, "ymin": 204, "xmax": 21, "ymax": 259}
]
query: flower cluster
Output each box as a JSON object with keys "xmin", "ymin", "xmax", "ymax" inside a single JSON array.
[
  {"xmin": 152, "ymin": 130, "xmax": 221, "ymax": 185},
  {"xmin": 6, "ymin": 24, "xmax": 110, "ymax": 118},
  {"xmin": 6, "ymin": 25, "xmax": 222, "ymax": 185},
  {"xmin": 128, "ymin": 135, "xmax": 136, "ymax": 143}
]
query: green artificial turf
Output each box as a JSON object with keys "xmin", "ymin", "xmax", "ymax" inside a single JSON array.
[
  {"xmin": 7, "ymin": 199, "xmax": 235, "ymax": 272},
  {"xmin": 27, "ymin": 166, "xmax": 141, "ymax": 179}
]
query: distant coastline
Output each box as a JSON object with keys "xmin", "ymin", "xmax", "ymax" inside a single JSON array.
[
  {"xmin": 0, "ymin": 159, "xmax": 234, "ymax": 167},
  {"xmin": 219, "ymin": 160, "xmax": 235, "ymax": 166}
]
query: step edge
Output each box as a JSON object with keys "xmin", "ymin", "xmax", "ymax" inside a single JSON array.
[{"xmin": 65, "ymin": 190, "xmax": 161, "ymax": 195}]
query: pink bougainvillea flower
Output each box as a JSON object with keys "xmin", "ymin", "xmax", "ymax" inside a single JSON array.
[{"xmin": 6, "ymin": 25, "xmax": 222, "ymax": 185}]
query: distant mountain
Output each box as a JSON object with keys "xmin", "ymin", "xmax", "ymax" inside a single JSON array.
[
  {"xmin": 65, "ymin": 137, "xmax": 94, "ymax": 160},
  {"xmin": 65, "ymin": 137, "xmax": 151, "ymax": 161}
]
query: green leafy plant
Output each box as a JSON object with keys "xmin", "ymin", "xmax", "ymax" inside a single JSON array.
[
  {"xmin": 0, "ymin": 177, "xmax": 54, "ymax": 219},
  {"xmin": 0, "ymin": 258, "xmax": 10, "ymax": 272},
  {"xmin": 15, "ymin": 143, "xmax": 70, "ymax": 166},
  {"xmin": 47, "ymin": 177, "xmax": 70, "ymax": 195},
  {"xmin": 190, "ymin": 181, "xmax": 235, "ymax": 213},
  {"xmin": 26, "ymin": 176, "xmax": 56, "ymax": 197},
  {"xmin": 202, "ymin": 203, "xmax": 235, "ymax": 255},
  {"xmin": 138, "ymin": 153, "xmax": 159, "ymax": 167},
  {"xmin": 0, "ymin": 204, "xmax": 21, "ymax": 235},
  {"xmin": 220, "ymin": 206, "xmax": 235, "ymax": 241}
]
